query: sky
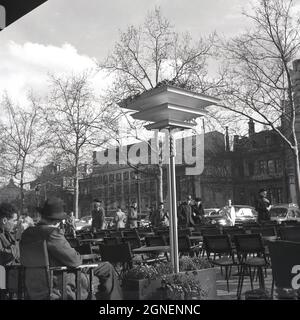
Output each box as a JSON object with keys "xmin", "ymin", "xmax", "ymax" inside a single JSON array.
[{"xmin": 0, "ymin": 0, "xmax": 263, "ymax": 104}]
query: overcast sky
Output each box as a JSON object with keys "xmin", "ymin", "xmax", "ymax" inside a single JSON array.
[{"xmin": 0, "ymin": 0, "xmax": 299, "ymax": 104}]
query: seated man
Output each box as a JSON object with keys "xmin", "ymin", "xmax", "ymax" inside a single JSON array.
[
  {"xmin": 20, "ymin": 198, "xmax": 122, "ymax": 300},
  {"xmin": 0, "ymin": 203, "xmax": 19, "ymax": 266}
]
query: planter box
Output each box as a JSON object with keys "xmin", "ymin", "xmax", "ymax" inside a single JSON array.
[
  {"xmin": 161, "ymin": 268, "xmax": 217, "ymax": 300},
  {"xmin": 122, "ymin": 278, "xmax": 162, "ymax": 300},
  {"xmin": 122, "ymin": 268, "xmax": 216, "ymax": 300}
]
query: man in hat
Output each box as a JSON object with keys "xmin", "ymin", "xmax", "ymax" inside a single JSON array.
[
  {"xmin": 192, "ymin": 197, "xmax": 205, "ymax": 225},
  {"xmin": 255, "ymin": 188, "xmax": 272, "ymax": 224},
  {"xmin": 91, "ymin": 199, "xmax": 105, "ymax": 231},
  {"xmin": 20, "ymin": 198, "xmax": 122, "ymax": 300}
]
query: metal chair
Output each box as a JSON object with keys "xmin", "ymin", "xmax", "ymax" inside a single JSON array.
[
  {"xmin": 278, "ymin": 226, "xmax": 300, "ymax": 242},
  {"xmin": 99, "ymin": 243, "xmax": 133, "ymax": 280},
  {"xmin": 234, "ymin": 234, "xmax": 270, "ymax": 299},
  {"xmin": 203, "ymin": 234, "xmax": 237, "ymax": 292},
  {"xmin": 268, "ymin": 240, "xmax": 300, "ymax": 299}
]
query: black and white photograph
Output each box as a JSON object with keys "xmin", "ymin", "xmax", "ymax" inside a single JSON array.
[{"xmin": 1, "ymin": 0, "xmax": 300, "ymax": 309}]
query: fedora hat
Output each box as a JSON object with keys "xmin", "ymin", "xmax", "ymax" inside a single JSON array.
[{"xmin": 39, "ymin": 198, "xmax": 68, "ymax": 220}]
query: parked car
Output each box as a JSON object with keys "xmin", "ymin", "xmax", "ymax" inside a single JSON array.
[
  {"xmin": 218, "ymin": 205, "xmax": 257, "ymax": 226},
  {"xmin": 203, "ymin": 208, "xmax": 220, "ymax": 216},
  {"xmin": 270, "ymin": 204, "xmax": 300, "ymax": 224},
  {"xmin": 75, "ymin": 215, "xmax": 92, "ymax": 231},
  {"xmin": 203, "ymin": 209, "xmax": 232, "ymax": 226}
]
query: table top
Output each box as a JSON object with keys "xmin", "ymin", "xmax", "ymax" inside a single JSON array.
[
  {"xmin": 79, "ymin": 238, "xmax": 104, "ymax": 243},
  {"xmin": 132, "ymin": 245, "xmax": 170, "ymax": 254}
]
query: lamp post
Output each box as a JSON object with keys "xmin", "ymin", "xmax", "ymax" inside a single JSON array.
[
  {"xmin": 134, "ymin": 171, "xmax": 142, "ymax": 219},
  {"xmin": 119, "ymin": 85, "xmax": 220, "ymax": 273}
]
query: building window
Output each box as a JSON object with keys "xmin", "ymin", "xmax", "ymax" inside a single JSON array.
[
  {"xmin": 267, "ymin": 160, "xmax": 275, "ymax": 174},
  {"xmin": 109, "ymin": 174, "xmax": 114, "ymax": 182},
  {"xmin": 265, "ymin": 136, "xmax": 272, "ymax": 145},
  {"xmin": 275, "ymin": 159, "xmax": 282, "ymax": 173},
  {"xmin": 130, "ymin": 171, "xmax": 136, "ymax": 179},
  {"xmin": 116, "ymin": 173, "xmax": 121, "ymax": 181},
  {"xmin": 103, "ymin": 175, "xmax": 108, "ymax": 184},
  {"xmin": 248, "ymin": 162, "xmax": 254, "ymax": 176},
  {"xmin": 123, "ymin": 172, "xmax": 129, "ymax": 180},
  {"xmin": 258, "ymin": 160, "xmax": 267, "ymax": 174}
]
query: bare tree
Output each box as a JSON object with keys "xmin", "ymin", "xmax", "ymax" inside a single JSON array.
[
  {"xmin": 98, "ymin": 7, "xmax": 218, "ymax": 204},
  {"xmin": 215, "ymin": 0, "xmax": 300, "ymax": 204},
  {"xmin": 0, "ymin": 94, "xmax": 50, "ymax": 213},
  {"xmin": 44, "ymin": 72, "xmax": 117, "ymax": 218}
]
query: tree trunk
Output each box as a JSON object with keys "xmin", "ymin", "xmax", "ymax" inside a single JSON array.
[
  {"xmin": 293, "ymin": 146, "xmax": 300, "ymax": 207},
  {"xmin": 74, "ymin": 158, "xmax": 79, "ymax": 219},
  {"xmin": 20, "ymin": 158, "xmax": 26, "ymax": 215}
]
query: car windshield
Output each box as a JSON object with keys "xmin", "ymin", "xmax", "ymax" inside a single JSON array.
[{"xmin": 270, "ymin": 208, "xmax": 288, "ymax": 218}]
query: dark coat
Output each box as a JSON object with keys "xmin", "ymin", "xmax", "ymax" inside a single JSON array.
[
  {"xmin": 191, "ymin": 203, "xmax": 205, "ymax": 224},
  {"xmin": 255, "ymin": 196, "xmax": 271, "ymax": 222},
  {"xmin": 178, "ymin": 203, "xmax": 194, "ymax": 227},
  {"xmin": 91, "ymin": 207, "xmax": 105, "ymax": 230},
  {"xmin": 0, "ymin": 230, "xmax": 19, "ymax": 265}
]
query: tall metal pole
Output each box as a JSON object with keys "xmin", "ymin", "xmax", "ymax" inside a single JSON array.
[{"xmin": 168, "ymin": 129, "xmax": 179, "ymax": 273}]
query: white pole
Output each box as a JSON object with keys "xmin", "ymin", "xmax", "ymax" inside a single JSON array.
[{"xmin": 168, "ymin": 129, "xmax": 179, "ymax": 273}]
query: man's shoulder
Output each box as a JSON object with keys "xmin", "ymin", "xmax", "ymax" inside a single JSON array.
[{"xmin": 21, "ymin": 224, "xmax": 61, "ymax": 243}]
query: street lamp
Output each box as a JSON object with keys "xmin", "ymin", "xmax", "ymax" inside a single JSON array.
[{"xmin": 120, "ymin": 84, "xmax": 220, "ymax": 273}]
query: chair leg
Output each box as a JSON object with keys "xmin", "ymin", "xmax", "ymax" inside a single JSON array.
[
  {"xmin": 249, "ymin": 267, "xmax": 254, "ymax": 290},
  {"xmin": 237, "ymin": 265, "xmax": 245, "ymax": 299},
  {"xmin": 271, "ymin": 276, "xmax": 274, "ymax": 299},
  {"xmin": 225, "ymin": 266, "xmax": 230, "ymax": 292}
]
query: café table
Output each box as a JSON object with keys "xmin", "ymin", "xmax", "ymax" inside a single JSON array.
[{"xmin": 132, "ymin": 245, "xmax": 170, "ymax": 255}]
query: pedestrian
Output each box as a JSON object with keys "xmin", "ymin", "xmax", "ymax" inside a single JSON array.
[
  {"xmin": 255, "ymin": 188, "xmax": 272, "ymax": 224},
  {"xmin": 91, "ymin": 199, "xmax": 105, "ymax": 231},
  {"xmin": 150, "ymin": 202, "xmax": 169, "ymax": 228},
  {"xmin": 20, "ymin": 198, "xmax": 122, "ymax": 300},
  {"xmin": 114, "ymin": 207, "xmax": 126, "ymax": 230},
  {"xmin": 178, "ymin": 200, "xmax": 194, "ymax": 227},
  {"xmin": 192, "ymin": 197, "xmax": 205, "ymax": 225},
  {"xmin": 127, "ymin": 202, "xmax": 138, "ymax": 229}
]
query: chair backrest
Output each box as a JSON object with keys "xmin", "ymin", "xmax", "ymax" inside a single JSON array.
[
  {"xmin": 94, "ymin": 231, "xmax": 108, "ymax": 239},
  {"xmin": 279, "ymin": 226, "xmax": 300, "ymax": 242},
  {"xmin": 203, "ymin": 235, "xmax": 233, "ymax": 255},
  {"xmin": 145, "ymin": 235, "xmax": 166, "ymax": 247},
  {"xmin": 233, "ymin": 234, "xmax": 265, "ymax": 255},
  {"xmin": 75, "ymin": 243, "xmax": 92, "ymax": 255},
  {"xmin": 99, "ymin": 243, "xmax": 132, "ymax": 264},
  {"xmin": 103, "ymin": 237, "xmax": 120, "ymax": 245},
  {"xmin": 201, "ymin": 227, "xmax": 222, "ymax": 236},
  {"xmin": 20, "ymin": 240, "xmax": 51, "ymax": 300},
  {"xmin": 222, "ymin": 227, "xmax": 245, "ymax": 237},
  {"xmin": 268, "ymin": 240, "xmax": 300, "ymax": 289},
  {"xmin": 250, "ymin": 227, "xmax": 277, "ymax": 237},
  {"xmin": 122, "ymin": 230, "xmax": 139, "ymax": 238},
  {"xmin": 178, "ymin": 235, "xmax": 192, "ymax": 252},
  {"xmin": 80, "ymin": 232, "xmax": 94, "ymax": 240},
  {"xmin": 178, "ymin": 228, "xmax": 192, "ymax": 236},
  {"xmin": 122, "ymin": 236, "xmax": 141, "ymax": 249},
  {"xmin": 67, "ymin": 238, "xmax": 80, "ymax": 248}
]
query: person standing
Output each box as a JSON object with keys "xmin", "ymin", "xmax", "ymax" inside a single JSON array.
[
  {"xmin": 91, "ymin": 199, "xmax": 105, "ymax": 231},
  {"xmin": 150, "ymin": 202, "xmax": 169, "ymax": 228},
  {"xmin": 255, "ymin": 188, "xmax": 272, "ymax": 224},
  {"xmin": 192, "ymin": 197, "xmax": 205, "ymax": 225},
  {"xmin": 178, "ymin": 200, "xmax": 194, "ymax": 227},
  {"xmin": 128, "ymin": 202, "xmax": 138, "ymax": 229},
  {"xmin": 114, "ymin": 207, "xmax": 126, "ymax": 230}
]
